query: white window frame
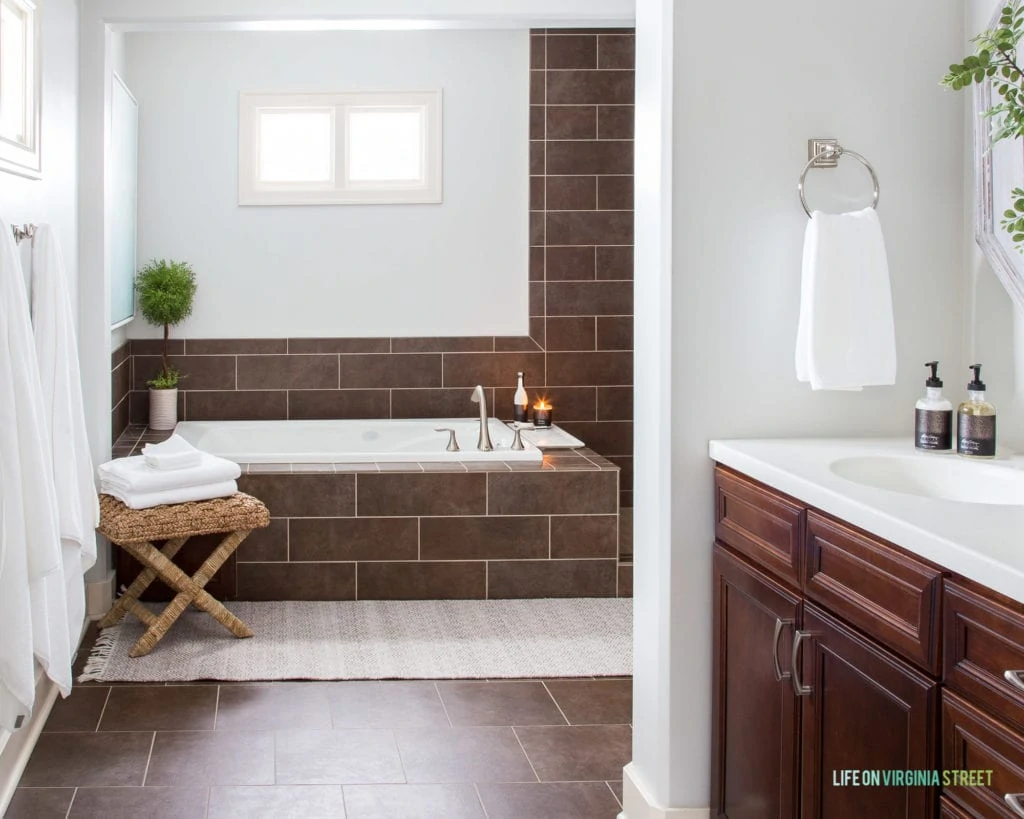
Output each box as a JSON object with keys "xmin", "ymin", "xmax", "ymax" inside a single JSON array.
[
  {"xmin": 238, "ymin": 90, "xmax": 442, "ymax": 206},
  {"xmin": 0, "ymin": 0, "xmax": 41, "ymax": 179}
]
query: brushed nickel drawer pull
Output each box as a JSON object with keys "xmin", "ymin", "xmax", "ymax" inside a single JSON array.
[
  {"xmin": 1005, "ymin": 793, "xmax": 1024, "ymax": 818},
  {"xmin": 772, "ymin": 618, "xmax": 793, "ymax": 682},
  {"xmin": 1005, "ymin": 670, "xmax": 1024, "ymax": 693},
  {"xmin": 790, "ymin": 630, "xmax": 814, "ymax": 697}
]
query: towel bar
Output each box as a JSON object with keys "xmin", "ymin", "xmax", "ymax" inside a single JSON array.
[{"xmin": 798, "ymin": 140, "xmax": 879, "ymax": 217}]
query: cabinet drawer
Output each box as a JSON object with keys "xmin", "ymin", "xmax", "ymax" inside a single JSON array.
[
  {"xmin": 715, "ymin": 466, "xmax": 804, "ymax": 588},
  {"xmin": 945, "ymin": 579, "xmax": 1024, "ymax": 736},
  {"xmin": 803, "ymin": 511, "xmax": 943, "ymax": 675},
  {"xmin": 942, "ymin": 689, "xmax": 1024, "ymax": 819}
]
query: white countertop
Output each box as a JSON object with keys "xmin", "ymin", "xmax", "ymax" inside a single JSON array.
[{"xmin": 708, "ymin": 438, "xmax": 1024, "ymax": 604}]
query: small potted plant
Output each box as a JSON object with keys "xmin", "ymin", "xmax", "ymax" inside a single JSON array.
[{"xmin": 135, "ymin": 259, "xmax": 197, "ymax": 430}]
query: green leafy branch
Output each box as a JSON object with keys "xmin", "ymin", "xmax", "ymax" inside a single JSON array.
[{"xmin": 942, "ymin": 2, "xmax": 1024, "ymax": 249}]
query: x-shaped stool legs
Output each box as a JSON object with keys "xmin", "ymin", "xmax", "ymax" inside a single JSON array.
[{"xmin": 99, "ymin": 529, "xmax": 254, "ymax": 657}]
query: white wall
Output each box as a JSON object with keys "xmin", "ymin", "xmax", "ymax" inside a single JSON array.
[
  {"xmin": 109, "ymin": 31, "xmax": 129, "ymax": 353},
  {"xmin": 124, "ymin": 29, "xmax": 528, "ymax": 340},
  {"xmin": 630, "ymin": 0, "xmax": 964, "ymax": 811},
  {"xmin": 965, "ymin": 0, "xmax": 1024, "ymax": 452}
]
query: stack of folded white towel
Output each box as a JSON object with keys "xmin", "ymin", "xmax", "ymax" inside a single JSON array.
[{"xmin": 98, "ymin": 434, "xmax": 241, "ymax": 510}]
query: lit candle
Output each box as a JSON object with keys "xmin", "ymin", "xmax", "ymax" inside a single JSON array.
[{"xmin": 533, "ymin": 398, "xmax": 553, "ymax": 428}]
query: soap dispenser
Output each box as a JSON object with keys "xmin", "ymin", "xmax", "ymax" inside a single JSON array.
[
  {"xmin": 957, "ymin": 364, "xmax": 997, "ymax": 459},
  {"xmin": 915, "ymin": 362, "xmax": 953, "ymax": 452},
  {"xmin": 512, "ymin": 372, "xmax": 529, "ymax": 423}
]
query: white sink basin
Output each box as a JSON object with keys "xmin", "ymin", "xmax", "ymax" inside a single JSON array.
[{"xmin": 829, "ymin": 455, "xmax": 1024, "ymax": 506}]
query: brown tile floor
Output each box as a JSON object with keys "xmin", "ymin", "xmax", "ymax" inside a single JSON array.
[{"xmin": 8, "ymin": 674, "xmax": 631, "ymax": 818}]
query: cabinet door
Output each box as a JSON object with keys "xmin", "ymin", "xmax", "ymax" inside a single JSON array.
[
  {"xmin": 712, "ymin": 544, "xmax": 801, "ymax": 819},
  {"xmin": 798, "ymin": 604, "xmax": 939, "ymax": 819}
]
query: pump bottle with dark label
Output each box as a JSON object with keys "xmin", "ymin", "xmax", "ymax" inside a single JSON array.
[
  {"xmin": 957, "ymin": 364, "xmax": 997, "ymax": 459},
  {"xmin": 915, "ymin": 361, "xmax": 953, "ymax": 452},
  {"xmin": 512, "ymin": 372, "xmax": 529, "ymax": 423}
]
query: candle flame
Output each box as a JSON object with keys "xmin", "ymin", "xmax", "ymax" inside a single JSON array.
[{"xmin": 533, "ymin": 398, "xmax": 552, "ymax": 411}]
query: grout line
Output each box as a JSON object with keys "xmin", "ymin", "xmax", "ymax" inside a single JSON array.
[
  {"xmin": 203, "ymin": 785, "xmax": 211, "ymax": 819},
  {"xmin": 433, "ymin": 681, "xmax": 454, "ymax": 728},
  {"xmin": 140, "ymin": 731, "xmax": 157, "ymax": 786},
  {"xmin": 474, "ymin": 782, "xmax": 491, "ymax": 819},
  {"xmin": 541, "ymin": 680, "xmax": 571, "ymax": 725},
  {"xmin": 548, "ymin": 517, "xmax": 552, "ymax": 559},
  {"xmin": 354, "ymin": 561, "xmax": 359, "ymax": 600},
  {"xmin": 93, "ymin": 686, "xmax": 113, "ymax": 731},
  {"xmin": 606, "ymin": 780, "xmax": 623, "ymax": 808},
  {"xmin": 510, "ymin": 727, "xmax": 542, "ymax": 783},
  {"xmin": 417, "ymin": 517, "xmax": 421, "ymax": 560},
  {"xmin": 63, "ymin": 787, "xmax": 77, "ymax": 819},
  {"xmin": 212, "ymin": 685, "xmax": 221, "ymax": 729}
]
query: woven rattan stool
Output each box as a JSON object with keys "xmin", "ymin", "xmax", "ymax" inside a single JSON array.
[{"xmin": 97, "ymin": 492, "xmax": 270, "ymax": 657}]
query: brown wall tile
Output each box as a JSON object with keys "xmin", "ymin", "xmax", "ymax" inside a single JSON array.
[
  {"xmin": 530, "ymin": 105, "xmax": 545, "ymax": 140},
  {"xmin": 420, "ymin": 516, "xmax": 549, "ymax": 560},
  {"xmin": 546, "ymin": 212, "xmax": 633, "ymax": 246},
  {"xmin": 530, "ymin": 34, "xmax": 546, "ymax": 69},
  {"xmin": 530, "ymin": 210, "xmax": 545, "ymax": 246},
  {"xmin": 494, "ymin": 334, "xmax": 544, "ymax": 353},
  {"xmin": 618, "ymin": 563, "xmax": 633, "ymax": 597},
  {"xmin": 596, "ymin": 246, "xmax": 633, "ymax": 280},
  {"xmin": 357, "ymin": 561, "xmax": 486, "ymax": 600},
  {"xmin": 531, "ymin": 70, "xmax": 546, "ymax": 103},
  {"xmin": 607, "ymin": 455, "xmax": 633, "ymax": 491},
  {"xmin": 488, "ymin": 471, "xmax": 617, "ymax": 515},
  {"xmin": 185, "ymin": 339, "xmax": 287, "ymax": 354},
  {"xmin": 596, "ymin": 316, "xmax": 633, "ymax": 350},
  {"xmin": 130, "ymin": 389, "xmax": 184, "ymax": 425},
  {"xmin": 557, "ymin": 421, "xmax": 633, "ymax": 457},
  {"xmin": 288, "ymin": 390, "xmax": 390, "ymax": 420},
  {"xmin": 290, "ymin": 517, "xmax": 418, "ymax": 562},
  {"xmin": 529, "ymin": 246, "xmax": 545, "ymax": 281},
  {"xmin": 237, "ymin": 355, "xmax": 337, "ymax": 390},
  {"xmin": 236, "ymin": 518, "xmax": 288, "ymax": 562},
  {"xmin": 391, "ymin": 388, "xmax": 494, "ymax": 419},
  {"xmin": 550, "ymin": 515, "xmax": 618, "ymax": 559},
  {"xmin": 287, "ymin": 338, "xmax": 390, "ymax": 354},
  {"xmin": 112, "ymin": 358, "xmax": 131, "ymax": 406},
  {"xmin": 597, "ymin": 106, "xmax": 634, "ymax": 140},
  {"xmin": 547, "ymin": 71, "xmax": 634, "ymax": 105},
  {"xmin": 597, "ymin": 386, "xmax": 633, "ymax": 421},
  {"xmin": 546, "ymin": 34, "xmax": 597, "ymax": 69},
  {"xmin": 112, "ymin": 342, "xmax": 129, "ymax": 368},
  {"xmin": 530, "ymin": 282, "xmax": 545, "ymax": 317},
  {"xmin": 545, "ymin": 142, "xmax": 633, "ymax": 176},
  {"xmin": 442, "ymin": 352, "xmax": 544, "ymax": 388},
  {"xmin": 488, "ymin": 559, "xmax": 617, "ymax": 598},
  {"xmin": 339, "ymin": 354, "xmax": 442, "ymax": 389},
  {"xmin": 131, "ymin": 339, "xmax": 184, "ymax": 356},
  {"xmin": 530, "ymin": 142, "xmax": 545, "ymax": 176},
  {"xmin": 546, "ymin": 352, "xmax": 632, "ymax": 386},
  {"xmin": 597, "ymin": 34, "xmax": 635, "ymax": 69},
  {"xmin": 530, "ymin": 176, "xmax": 545, "ymax": 211},
  {"xmin": 545, "ymin": 317, "xmax": 595, "ymax": 351},
  {"xmin": 546, "ymin": 176, "xmax": 597, "ymax": 211},
  {"xmin": 546, "ymin": 106, "xmax": 597, "ymax": 140},
  {"xmin": 185, "ymin": 390, "xmax": 287, "ymax": 421},
  {"xmin": 111, "ymin": 399, "xmax": 129, "ymax": 443},
  {"xmin": 133, "ymin": 355, "xmax": 236, "ymax": 391},
  {"xmin": 238, "ymin": 474, "xmax": 355, "ymax": 517},
  {"xmin": 236, "ymin": 562, "xmax": 355, "ymax": 601},
  {"xmin": 545, "ymin": 246, "xmax": 595, "ymax": 281},
  {"xmin": 547, "ymin": 282, "xmax": 632, "ymax": 317},
  {"xmin": 597, "ymin": 177, "xmax": 634, "ymax": 210},
  {"xmin": 357, "ymin": 473, "xmax": 486, "ymax": 517},
  {"xmin": 392, "ymin": 337, "xmax": 494, "ymax": 354}
]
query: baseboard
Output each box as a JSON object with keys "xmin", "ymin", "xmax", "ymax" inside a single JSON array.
[
  {"xmin": 620, "ymin": 763, "xmax": 711, "ymax": 819},
  {"xmin": 0, "ymin": 669, "xmax": 59, "ymax": 816},
  {"xmin": 86, "ymin": 570, "xmax": 115, "ymax": 619}
]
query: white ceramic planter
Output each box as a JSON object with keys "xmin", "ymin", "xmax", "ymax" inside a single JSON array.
[{"xmin": 149, "ymin": 388, "xmax": 178, "ymax": 430}]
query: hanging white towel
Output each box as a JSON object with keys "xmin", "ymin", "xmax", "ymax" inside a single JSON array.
[
  {"xmin": 98, "ymin": 453, "xmax": 240, "ymax": 495},
  {"xmin": 0, "ymin": 220, "xmax": 66, "ymax": 728},
  {"xmin": 105, "ymin": 480, "xmax": 239, "ymax": 510},
  {"xmin": 795, "ymin": 208, "xmax": 897, "ymax": 390},
  {"xmin": 141, "ymin": 434, "xmax": 202, "ymax": 470},
  {"xmin": 31, "ymin": 225, "xmax": 99, "ymax": 659}
]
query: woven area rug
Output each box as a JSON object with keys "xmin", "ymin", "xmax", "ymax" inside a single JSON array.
[{"xmin": 80, "ymin": 598, "xmax": 632, "ymax": 682}]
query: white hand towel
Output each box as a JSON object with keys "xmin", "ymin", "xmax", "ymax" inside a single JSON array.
[
  {"xmin": 104, "ymin": 480, "xmax": 239, "ymax": 511},
  {"xmin": 98, "ymin": 453, "xmax": 240, "ymax": 494},
  {"xmin": 141, "ymin": 434, "xmax": 202, "ymax": 470},
  {"xmin": 795, "ymin": 208, "xmax": 897, "ymax": 390}
]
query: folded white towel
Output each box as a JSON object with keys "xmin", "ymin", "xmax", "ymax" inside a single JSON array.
[
  {"xmin": 104, "ymin": 480, "xmax": 239, "ymax": 510},
  {"xmin": 141, "ymin": 434, "xmax": 202, "ymax": 470},
  {"xmin": 98, "ymin": 453, "xmax": 240, "ymax": 494},
  {"xmin": 795, "ymin": 208, "xmax": 897, "ymax": 390}
]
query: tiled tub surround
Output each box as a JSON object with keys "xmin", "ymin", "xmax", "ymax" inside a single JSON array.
[
  {"xmin": 121, "ymin": 28, "xmax": 636, "ymax": 506},
  {"xmin": 112, "ymin": 425, "xmax": 631, "ymax": 600},
  {"xmin": 111, "ymin": 342, "xmax": 130, "ymax": 442}
]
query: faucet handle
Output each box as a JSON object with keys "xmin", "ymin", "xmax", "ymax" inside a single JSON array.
[
  {"xmin": 511, "ymin": 426, "xmax": 525, "ymax": 451},
  {"xmin": 433, "ymin": 428, "xmax": 460, "ymax": 452}
]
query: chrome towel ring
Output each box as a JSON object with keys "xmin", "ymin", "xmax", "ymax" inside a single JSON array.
[{"xmin": 797, "ymin": 141, "xmax": 879, "ymax": 218}]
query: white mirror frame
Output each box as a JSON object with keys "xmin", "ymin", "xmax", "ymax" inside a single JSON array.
[
  {"xmin": 974, "ymin": 3, "xmax": 1024, "ymax": 314},
  {"xmin": 0, "ymin": 0, "xmax": 42, "ymax": 179}
]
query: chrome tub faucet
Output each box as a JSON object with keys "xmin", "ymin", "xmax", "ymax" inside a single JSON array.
[{"xmin": 470, "ymin": 385, "xmax": 494, "ymax": 451}]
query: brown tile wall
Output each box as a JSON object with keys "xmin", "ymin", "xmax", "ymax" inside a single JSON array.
[
  {"xmin": 122, "ymin": 29, "xmax": 634, "ymax": 506},
  {"xmin": 111, "ymin": 342, "xmax": 131, "ymax": 442}
]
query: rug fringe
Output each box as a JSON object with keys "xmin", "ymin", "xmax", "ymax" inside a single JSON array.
[{"xmin": 77, "ymin": 628, "xmax": 118, "ymax": 683}]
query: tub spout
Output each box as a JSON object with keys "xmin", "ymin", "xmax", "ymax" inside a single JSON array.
[{"xmin": 470, "ymin": 385, "xmax": 494, "ymax": 451}]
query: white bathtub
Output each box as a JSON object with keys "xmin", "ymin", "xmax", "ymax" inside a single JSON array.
[{"xmin": 173, "ymin": 418, "xmax": 544, "ymax": 463}]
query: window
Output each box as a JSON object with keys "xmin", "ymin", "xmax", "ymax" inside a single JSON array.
[
  {"xmin": 0, "ymin": 0, "xmax": 40, "ymax": 178},
  {"xmin": 238, "ymin": 91, "xmax": 442, "ymax": 205}
]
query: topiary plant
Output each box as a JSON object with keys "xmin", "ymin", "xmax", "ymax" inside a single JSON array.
[
  {"xmin": 135, "ymin": 259, "xmax": 197, "ymax": 389},
  {"xmin": 942, "ymin": 2, "xmax": 1024, "ymax": 247}
]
